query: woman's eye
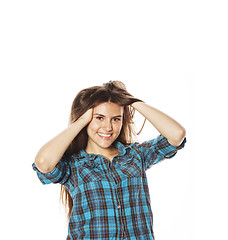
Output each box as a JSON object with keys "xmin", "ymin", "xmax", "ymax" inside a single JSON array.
[
  {"xmin": 113, "ymin": 118, "xmax": 121, "ymax": 122},
  {"xmin": 96, "ymin": 116, "xmax": 103, "ymax": 120}
]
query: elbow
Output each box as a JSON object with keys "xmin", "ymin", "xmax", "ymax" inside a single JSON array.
[
  {"xmin": 35, "ymin": 155, "xmax": 53, "ymax": 174},
  {"xmin": 168, "ymin": 127, "xmax": 186, "ymax": 147},
  {"xmin": 178, "ymin": 127, "xmax": 186, "ymax": 139},
  {"xmin": 175, "ymin": 127, "xmax": 186, "ymax": 146}
]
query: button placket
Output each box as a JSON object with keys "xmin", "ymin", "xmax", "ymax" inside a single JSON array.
[
  {"xmin": 113, "ymin": 187, "xmax": 126, "ymax": 238},
  {"xmin": 108, "ymin": 155, "xmax": 127, "ymax": 239}
]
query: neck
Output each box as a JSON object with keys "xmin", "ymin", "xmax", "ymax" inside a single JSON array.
[{"xmin": 85, "ymin": 144, "xmax": 119, "ymax": 159}]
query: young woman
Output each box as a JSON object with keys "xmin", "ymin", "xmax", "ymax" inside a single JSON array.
[{"xmin": 32, "ymin": 81, "xmax": 186, "ymax": 240}]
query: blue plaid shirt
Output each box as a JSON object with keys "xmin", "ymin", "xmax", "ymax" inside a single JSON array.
[{"xmin": 32, "ymin": 135, "xmax": 186, "ymax": 240}]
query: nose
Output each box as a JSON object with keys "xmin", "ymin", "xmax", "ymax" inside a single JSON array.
[{"xmin": 103, "ymin": 119, "xmax": 113, "ymax": 131}]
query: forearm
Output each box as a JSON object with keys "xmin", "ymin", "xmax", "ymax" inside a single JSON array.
[
  {"xmin": 35, "ymin": 118, "xmax": 88, "ymax": 173},
  {"xmin": 132, "ymin": 101, "xmax": 186, "ymax": 146}
]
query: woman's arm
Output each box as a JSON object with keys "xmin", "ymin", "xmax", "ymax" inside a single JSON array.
[
  {"xmin": 34, "ymin": 109, "xmax": 93, "ymax": 173},
  {"xmin": 132, "ymin": 101, "xmax": 186, "ymax": 147}
]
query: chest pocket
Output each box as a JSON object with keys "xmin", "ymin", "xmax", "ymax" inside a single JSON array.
[
  {"xmin": 118, "ymin": 154, "xmax": 142, "ymax": 178},
  {"xmin": 78, "ymin": 160, "xmax": 104, "ymax": 185}
]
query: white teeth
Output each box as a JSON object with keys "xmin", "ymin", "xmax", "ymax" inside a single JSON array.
[{"xmin": 98, "ymin": 133, "xmax": 112, "ymax": 137}]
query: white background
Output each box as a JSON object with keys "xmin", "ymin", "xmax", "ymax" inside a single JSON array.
[{"xmin": 0, "ymin": 0, "xmax": 227, "ymax": 239}]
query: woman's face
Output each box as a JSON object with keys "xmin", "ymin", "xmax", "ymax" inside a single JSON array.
[{"xmin": 86, "ymin": 102, "xmax": 124, "ymax": 153}]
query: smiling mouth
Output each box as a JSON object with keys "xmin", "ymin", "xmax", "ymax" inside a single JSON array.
[{"xmin": 98, "ymin": 133, "xmax": 112, "ymax": 139}]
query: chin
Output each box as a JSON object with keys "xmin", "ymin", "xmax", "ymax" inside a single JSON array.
[{"xmin": 99, "ymin": 142, "xmax": 113, "ymax": 149}]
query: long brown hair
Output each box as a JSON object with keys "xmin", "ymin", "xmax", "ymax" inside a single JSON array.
[{"xmin": 60, "ymin": 81, "xmax": 142, "ymax": 222}]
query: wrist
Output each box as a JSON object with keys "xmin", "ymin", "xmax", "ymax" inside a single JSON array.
[
  {"xmin": 131, "ymin": 101, "xmax": 145, "ymax": 110},
  {"xmin": 71, "ymin": 117, "xmax": 89, "ymax": 129}
]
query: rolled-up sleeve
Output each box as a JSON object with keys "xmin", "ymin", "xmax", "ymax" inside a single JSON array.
[
  {"xmin": 32, "ymin": 156, "xmax": 71, "ymax": 185},
  {"xmin": 137, "ymin": 134, "xmax": 186, "ymax": 171}
]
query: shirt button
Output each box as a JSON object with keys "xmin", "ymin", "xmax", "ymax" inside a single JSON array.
[{"xmin": 117, "ymin": 205, "xmax": 121, "ymax": 209}]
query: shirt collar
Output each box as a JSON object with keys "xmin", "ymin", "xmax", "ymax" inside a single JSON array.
[
  {"xmin": 74, "ymin": 141, "xmax": 132, "ymax": 160},
  {"xmin": 115, "ymin": 141, "xmax": 132, "ymax": 157}
]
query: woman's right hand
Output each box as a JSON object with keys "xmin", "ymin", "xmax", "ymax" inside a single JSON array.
[{"xmin": 112, "ymin": 80, "xmax": 127, "ymax": 90}]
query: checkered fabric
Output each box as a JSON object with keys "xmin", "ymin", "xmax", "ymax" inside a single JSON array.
[{"xmin": 32, "ymin": 135, "xmax": 186, "ymax": 239}]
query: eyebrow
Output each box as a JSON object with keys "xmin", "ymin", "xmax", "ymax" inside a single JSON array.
[{"xmin": 93, "ymin": 113, "xmax": 123, "ymax": 118}]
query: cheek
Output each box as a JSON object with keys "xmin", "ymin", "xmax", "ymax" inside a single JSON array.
[
  {"xmin": 115, "ymin": 122, "xmax": 123, "ymax": 134},
  {"xmin": 87, "ymin": 120, "xmax": 99, "ymax": 132}
]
